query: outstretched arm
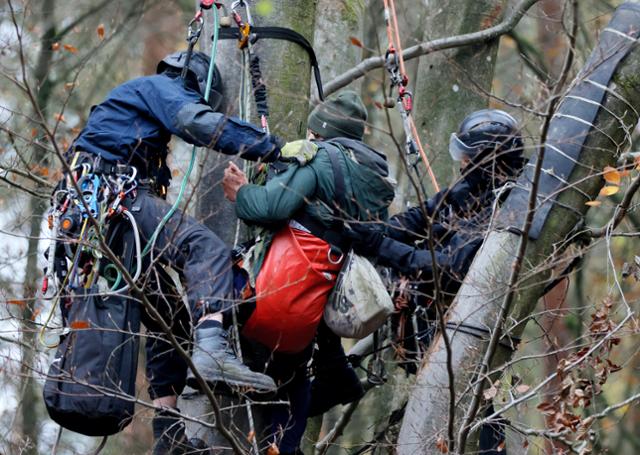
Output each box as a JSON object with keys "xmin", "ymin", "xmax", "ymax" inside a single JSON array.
[
  {"xmin": 143, "ymin": 77, "xmax": 282, "ymax": 162},
  {"xmin": 174, "ymin": 104, "xmax": 282, "ymax": 162}
]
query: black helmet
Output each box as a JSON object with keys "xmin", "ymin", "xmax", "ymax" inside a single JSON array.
[
  {"xmin": 157, "ymin": 51, "xmax": 224, "ymax": 111},
  {"xmin": 449, "ymin": 109, "xmax": 522, "ymax": 162}
]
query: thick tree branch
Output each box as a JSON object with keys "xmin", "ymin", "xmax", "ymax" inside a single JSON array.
[{"xmin": 322, "ymin": 0, "xmax": 541, "ymax": 98}]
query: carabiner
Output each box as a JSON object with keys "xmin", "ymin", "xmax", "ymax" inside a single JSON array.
[{"xmin": 187, "ymin": 13, "xmax": 205, "ymax": 43}]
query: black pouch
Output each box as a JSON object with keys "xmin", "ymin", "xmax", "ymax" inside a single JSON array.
[{"xmin": 43, "ymin": 220, "xmax": 140, "ymax": 436}]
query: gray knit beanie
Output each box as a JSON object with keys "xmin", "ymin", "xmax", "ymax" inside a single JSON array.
[{"xmin": 307, "ymin": 90, "xmax": 367, "ymax": 140}]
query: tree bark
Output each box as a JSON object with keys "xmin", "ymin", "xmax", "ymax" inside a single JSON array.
[
  {"xmin": 412, "ymin": 0, "xmax": 508, "ymax": 190},
  {"xmin": 397, "ymin": 5, "xmax": 640, "ymax": 453},
  {"xmin": 19, "ymin": 1, "xmax": 57, "ymax": 452},
  {"xmin": 185, "ymin": 2, "xmax": 318, "ymax": 451}
]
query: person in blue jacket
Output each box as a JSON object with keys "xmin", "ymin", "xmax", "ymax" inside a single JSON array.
[{"xmin": 69, "ymin": 50, "xmax": 284, "ymax": 454}]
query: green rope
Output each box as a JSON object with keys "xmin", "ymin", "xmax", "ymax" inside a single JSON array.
[{"xmin": 142, "ymin": 8, "xmax": 220, "ymax": 258}]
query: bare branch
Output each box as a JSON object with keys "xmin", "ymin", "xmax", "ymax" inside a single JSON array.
[{"xmin": 322, "ymin": 0, "xmax": 541, "ymax": 97}]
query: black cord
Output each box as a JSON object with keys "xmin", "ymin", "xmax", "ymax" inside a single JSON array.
[{"xmin": 249, "ymin": 55, "xmax": 269, "ymax": 117}]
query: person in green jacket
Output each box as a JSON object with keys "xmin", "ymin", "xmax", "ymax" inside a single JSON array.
[{"xmin": 222, "ymin": 90, "xmax": 395, "ymax": 454}]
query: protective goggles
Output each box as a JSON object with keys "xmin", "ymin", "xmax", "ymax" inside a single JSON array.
[{"xmin": 449, "ymin": 133, "xmax": 481, "ymax": 162}]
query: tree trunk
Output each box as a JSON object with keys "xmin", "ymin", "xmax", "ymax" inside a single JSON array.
[
  {"xmin": 412, "ymin": 0, "xmax": 507, "ymax": 190},
  {"xmin": 20, "ymin": 1, "xmax": 57, "ymax": 452},
  {"xmin": 185, "ymin": 1, "xmax": 318, "ymax": 451},
  {"xmin": 398, "ymin": 5, "xmax": 640, "ymax": 454}
]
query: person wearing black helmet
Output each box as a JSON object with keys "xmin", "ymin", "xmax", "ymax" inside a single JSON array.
[
  {"xmin": 343, "ymin": 109, "xmax": 525, "ymax": 453},
  {"xmin": 68, "ymin": 50, "xmax": 283, "ymax": 454},
  {"xmin": 348, "ymin": 108, "xmax": 525, "ymax": 295}
]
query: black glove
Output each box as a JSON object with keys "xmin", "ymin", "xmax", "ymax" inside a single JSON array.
[{"xmin": 345, "ymin": 222, "xmax": 385, "ymax": 256}]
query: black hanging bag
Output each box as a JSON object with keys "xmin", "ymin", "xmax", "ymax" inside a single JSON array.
[{"xmin": 43, "ymin": 221, "xmax": 141, "ymax": 436}]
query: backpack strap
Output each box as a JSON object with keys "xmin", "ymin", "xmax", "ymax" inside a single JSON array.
[
  {"xmin": 324, "ymin": 146, "xmax": 348, "ymax": 226},
  {"xmin": 293, "ymin": 146, "xmax": 350, "ymax": 254}
]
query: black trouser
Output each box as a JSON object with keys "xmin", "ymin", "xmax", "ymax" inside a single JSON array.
[{"xmin": 127, "ymin": 187, "xmax": 234, "ymax": 399}]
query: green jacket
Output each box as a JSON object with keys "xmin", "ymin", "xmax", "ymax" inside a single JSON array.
[
  {"xmin": 236, "ymin": 138, "xmax": 395, "ymax": 231},
  {"xmin": 236, "ymin": 138, "xmax": 395, "ymax": 283}
]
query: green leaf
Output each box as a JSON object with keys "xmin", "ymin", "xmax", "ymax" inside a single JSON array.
[{"xmin": 256, "ymin": 0, "xmax": 274, "ymax": 16}]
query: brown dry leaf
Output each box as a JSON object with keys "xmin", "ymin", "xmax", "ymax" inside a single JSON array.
[
  {"xmin": 483, "ymin": 385, "xmax": 498, "ymax": 400},
  {"xmin": 603, "ymin": 166, "xmax": 621, "ymax": 185},
  {"xmin": 497, "ymin": 440, "xmax": 506, "ymax": 452},
  {"xmin": 515, "ymin": 384, "xmax": 530, "ymax": 394},
  {"xmin": 585, "ymin": 200, "xmax": 601, "ymax": 207},
  {"xmin": 31, "ymin": 128, "xmax": 38, "ymax": 138},
  {"xmin": 599, "ymin": 185, "xmax": 619, "ymax": 197},
  {"xmin": 54, "ymin": 113, "xmax": 66, "ymax": 123},
  {"xmin": 97, "ymin": 24, "xmax": 105, "ymax": 40},
  {"xmin": 266, "ymin": 443, "xmax": 280, "ymax": 455},
  {"xmin": 536, "ymin": 401, "xmax": 556, "ymax": 414},
  {"xmin": 31, "ymin": 307, "xmax": 42, "ymax": 320},
  {"xmin": 63, "ymin": 44, "xmax": 78, "ymax": 54},
  {"xmin": 7, "ymin": 299, "xmax": 25, "ymax": 307},
  {"xmin": 349, "ymin": 36, "xmax": 364, "ymax": 48},
  {"xmin": 64, "ymin": 82, "xmax": 76, "ymax": 90},
  {"xmin": 435, "ymin": 436, "xmax": 449, "ymax": 453},
  {"xmin": 51, "ymin": 42, "xmax": 60, "ymax": 51},
  {"xmin": 70, "ymin": 320, "xmax": 90, "ymax": 329},
  {"xmin": 522, "ymin": 439, "xmax": 529, "ymax": 449}
]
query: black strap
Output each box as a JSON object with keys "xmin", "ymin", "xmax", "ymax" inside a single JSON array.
[
  {"xmin": 217, "ymin": 26, "xmax": 324, "ymax": 101},
  {"xmin": 293, "ymin": 147, "xmax": 349, "ymax": 252},
  {"xmin": 325, "ymin": 147, "xmax": 347, "ymax": 219},
  {"xmin": 445, "ymin": 322, "xmax": 521, "ymax": 352}
]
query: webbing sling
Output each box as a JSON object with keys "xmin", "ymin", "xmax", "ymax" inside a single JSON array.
[{"xmin": 217, "ymin": 26, "xmax": 325, "ymax": 101}]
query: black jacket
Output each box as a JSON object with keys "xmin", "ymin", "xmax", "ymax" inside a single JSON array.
[{"xmin": 377, "ymin": 159, "xmax": 523, "ymax": 301}]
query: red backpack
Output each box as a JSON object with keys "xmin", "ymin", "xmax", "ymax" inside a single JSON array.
[{"xmin": 242, "ymin": 225, "xmax": 343, "ymax": 353}]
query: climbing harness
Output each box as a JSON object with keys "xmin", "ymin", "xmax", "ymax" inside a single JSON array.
[{"xmin": 382, "ymin": 0, "xmax": 439, "ymax": 192}]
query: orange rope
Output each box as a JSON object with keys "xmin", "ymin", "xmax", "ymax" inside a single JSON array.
[
  {"xmin": 382, "ymin": 0, "xmax": 440, "ymax": 192},
  {"xmin": 388, "ymin": 0, "xmax": 406, "ymax": 76}
]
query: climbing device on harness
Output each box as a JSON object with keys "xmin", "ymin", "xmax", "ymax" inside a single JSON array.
[
  {"xmin": 40, "ymin": 153, "xmax": 141, "ymax": 348},
  {"xmin": 382, "ymin": 0, "xmax": 439, "ymax": 192}
]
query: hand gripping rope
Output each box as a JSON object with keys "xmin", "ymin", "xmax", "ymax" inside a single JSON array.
[{"xmin": 382, "ymin": 0, "xmax": 439, "ymax": 192}]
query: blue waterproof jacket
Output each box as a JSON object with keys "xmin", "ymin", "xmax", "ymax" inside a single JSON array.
[{"xmin": 72, "ymin": 73, "xmax": 281, "ymax": 176}]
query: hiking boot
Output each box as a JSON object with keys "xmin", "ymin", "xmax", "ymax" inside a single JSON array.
[
  {"xmin": 186, "ymin": 325, "xmax": 277, "ymax": 393},
  {"xmin": 308, "ymin": 363, "xmax": 365, "ymax": 416}
]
